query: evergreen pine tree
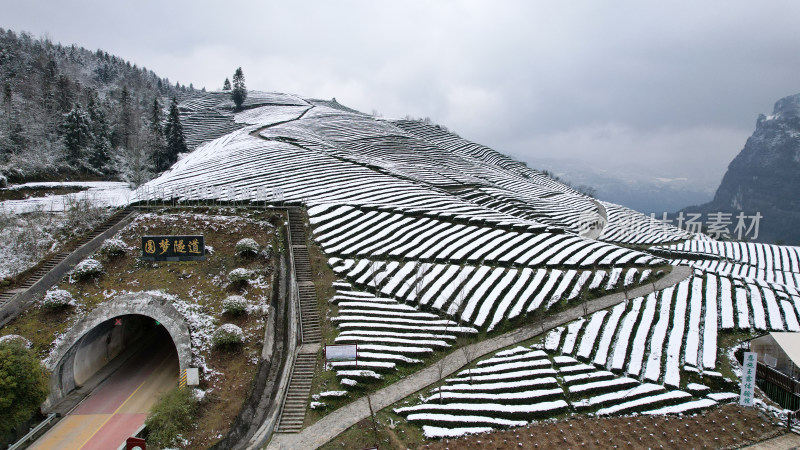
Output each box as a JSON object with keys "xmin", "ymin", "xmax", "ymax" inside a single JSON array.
[
  {"xmin": 0, "ymin": 121, "xmax": 26, "ymax": 159},
  {"xmin": 60, "ymin": 103, "xmax": 92, "ymax": 167},
  {"xmin": 223, "ymin": 78, "xmax": 231, "ymax": 91},
  {"xmin": 161, "ymin": 96, "xmax": 186, "ymax": 171},
  {"xmin": 117, "ymin": 86, "xmax": 134, "ymax": 149},
  {"xmin": 231, "ymin": 67, "xmax": 247, "ymax": 109},
  {"xmin": 86, "ymin": 94, "xmax": 112, "ymax": 172},
  {"xmin": 150, "ymin": 97, "xmax": 164, "ymax": 135},
  {"xmin": 2, "ymin": 83, "xmax": 11, "ymax": 132},
  {"xmin": 149, "ymin": 97, "xmax": 168, "ymax": 171},
  {"xmin": 55, "ymin": 74, "xmax": 73, "ymax": 113}
]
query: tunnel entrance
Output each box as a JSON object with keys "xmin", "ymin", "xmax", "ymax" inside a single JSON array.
[
  {"xmin": 43, "ymin": 291, "xmax": 194, "ymax": 412},
  {"xmin": 72, "ymin": 314, "xmax": 178, "ymax": 386},
  {"xmin": 31, "ymin": 319, "xmax": 181, "ymax": 449}
]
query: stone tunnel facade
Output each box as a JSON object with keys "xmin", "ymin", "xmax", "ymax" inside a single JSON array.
[{"xmin": 42, "ymin": 291, "xmax": 193, "ymax": 411}]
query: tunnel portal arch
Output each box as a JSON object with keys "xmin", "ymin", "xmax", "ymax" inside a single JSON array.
[{"xmin": 43, "ymin": 291, "xmax": 193, "ymax": 411}]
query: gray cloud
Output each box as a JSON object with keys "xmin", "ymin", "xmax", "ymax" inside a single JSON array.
[{"xmin": 4, "ymin": 0, "xmax": 800, "ymax": 192}]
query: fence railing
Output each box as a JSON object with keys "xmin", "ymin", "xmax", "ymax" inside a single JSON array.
[{"xmin": 757, "ymin": 361, "xmax": 800, "ymax": 394}]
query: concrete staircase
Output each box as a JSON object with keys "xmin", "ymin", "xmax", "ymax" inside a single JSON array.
[
  {"xmin": 275, "ymin": 350, "xmax": 317, "ymax": 433},
  {"xmin": 0, "ymin": 206, "xmax": 134, "ymax": 308},
  {"xmin": 65, "ymin": 207, "xmax": 135, "ymax": 250},
  {"xmin": 276, "ymin": 208, "xmax": 322, "ymax": 433},
  {"xmin": 297, "ymin": 281, "xmax": 322, "ymax": 343}
]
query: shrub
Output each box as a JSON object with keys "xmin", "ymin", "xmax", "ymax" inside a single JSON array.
[
  {"xmin": 212, "ymin": 323, "xmax": 244, "ymax": 349},
  {"xmin": 0, "ymin": 334, "xmax": 32, "ymax": 349},
  {"xmin": 62, "ymin": 195, "xmax": 107, "ymax": 237},
  {"xmin": 41, "ymin": 289, "xmax": 75, "ymax": 309},
  {"xmin": 251, "ymin": 303, "xmax": 270, "ymax": 316},
  {"xmin": 222, "ymin": 295, "xmax": 248, "ymax": 316},
  {"xmin": 0, "ymin": 342, "xmax": 49, "ymax": 437},
  {"xmin": 227, "ymin": 268, "xmax": 254, "ymax": 284},
  {"xmin": 273, "ymin": 227, "xmax": 285, "ymax": 254},
  {"xmin": 71, "ymin": 258, "xmax": 103, "ymax": 282},
  {"xmin": 235, "ymin": 238, "xmax": 260, "ymax": 257},
  {"xmin": 261, "ymin": 246, "xmax": 273, "ymax": 260},
  {"xmin": 98, "ymin": 238, "xmax": 127, "ymax": 258},
  {"xmin": 144, "ymin": 386, "xmax": 198, "ymax": 448}
]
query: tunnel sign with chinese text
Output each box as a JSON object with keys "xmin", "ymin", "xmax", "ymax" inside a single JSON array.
[{"xmin": 141, "ymin": 235, "xmax": 205, "ymax": 261}]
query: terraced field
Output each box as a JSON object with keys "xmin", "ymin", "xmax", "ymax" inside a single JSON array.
[
  {"xmin": 394, "ymin": 347, "xmax": 732, "ymax": 438},
  {"xmin": 328, "ymin": 282, "xmax": 476, "ymax": 384},
  {"xmin": 132, "ymin": 92, "xmax": 800, "ymax": 441}
]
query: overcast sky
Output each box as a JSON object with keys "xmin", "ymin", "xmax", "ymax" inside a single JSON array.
[{"xmin": 4, "ymin": 0, "xmax": 800, "ymax": 192}]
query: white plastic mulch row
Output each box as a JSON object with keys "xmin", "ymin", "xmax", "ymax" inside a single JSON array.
[
  {"xmin": 328, "ymin": 282, "xmax": 477, "ymax": 386},
  {"xmin": 598, "ymin": 202, "xmax": 693, "ymax": 245},
  {"xmin": 330, "ymin": 257, "xmax": 655, "ymax": 329},
  {"xmin": 658, "ymin": 240, "xmax": 800, "ymax": 275},
  {"xmin": 310, "ymin": 204, "xmax": 660, "ymax": 269},
  {"xmin": 554, "ymin": 268, "xmax": 800, "ymax": 387},
  {"xmin": 397, "ymin": 346, "xmax": 713, "ymax": 436}
]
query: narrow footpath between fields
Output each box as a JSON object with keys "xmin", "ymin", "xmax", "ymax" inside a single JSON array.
[{"xmin": 267, "ymin": 265, "xmax": 693, "ymax": 449}]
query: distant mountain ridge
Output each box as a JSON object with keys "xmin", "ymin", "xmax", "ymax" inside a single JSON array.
[
  {"xmin": 686, "ymin": 93, "xmax": 800, "ymax": 244},
  {"xmin": 527, "ymin": 157, "xmax": 714, "ymax": 215}
]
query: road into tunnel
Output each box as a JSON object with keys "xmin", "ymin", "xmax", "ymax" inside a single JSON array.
[{"xmin": 33, "ymin": 317, "xmax": 179, "ymax": 449}]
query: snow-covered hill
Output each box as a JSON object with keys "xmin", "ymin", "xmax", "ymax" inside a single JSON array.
[{"xmin": 135, "ymin": 92, "xmax": 800, "ymax": 437}]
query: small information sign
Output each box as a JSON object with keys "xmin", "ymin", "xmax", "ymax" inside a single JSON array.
[
  {"xmin": 325, "ymin": 344, "xmax": 358, "ymax": 365},
  {"xmin": 141, "ymin": 235, "xmax": 205, "ymax": 261},
  {"xmin": 739, "ymin": 351, "xmax": 757, "ymax": 407},
  {"xmin": 186, "ymin": 367, "xmax": 200, "ymax": 386}
]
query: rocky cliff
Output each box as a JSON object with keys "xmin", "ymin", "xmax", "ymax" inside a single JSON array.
[{"xmin": 691, "ymin": 93, "xmax": 800, "ymax": 244}]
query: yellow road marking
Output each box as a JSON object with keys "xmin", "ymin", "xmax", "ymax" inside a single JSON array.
[
  {"xmin": 28, "ymin": 415, "xmax": 108, "ymax": 450},
  {"xmin": 77, "ymin": 352, "xmax": 172, "ymax": 450}
]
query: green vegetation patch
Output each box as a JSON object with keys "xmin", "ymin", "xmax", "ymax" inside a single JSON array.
[{"xmin": 0, "ymin": 341, "xmax": 49, "ymax": 440}]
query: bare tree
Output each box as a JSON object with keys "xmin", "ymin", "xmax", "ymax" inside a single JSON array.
[
  {"xmin": 368, "ymin": 260, "xmax": 386, "ymax": 294},
  {"xmin": 581, "ymin": 293, "xmax": 589, "ymax": 316},
  {"xmin": 458, "ymin": 324, "xmax": 477, "ymax": 385},
  {"xmin": 366, "ymin": 391, "xmax": 380, "ymax": 446},
  {"xmin": 435, "ymin": 318, "xmax": 452, "ymax": 404},
  {"xmin": 650, "ymin": 275, "xmax": 658, "ymax": 298},
  {"xmin": 450, "ymin": 271, "xmax": 469, "ymax": 318},
  {"xmin": 622, "ymin": 282, "xmax": 630, "ymax": 309},
  {"xmin": 413, "ymin": 262, "xmax": 426, "ymax": 302}
]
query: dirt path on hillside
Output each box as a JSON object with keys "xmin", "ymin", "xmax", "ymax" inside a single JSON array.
[
  {"xmin": 247, "ymin": 103, "xmax": 315, "ymax": 139},
  {"xmin": 267, "ymin": 265, "xmax": 693, "ymax": 449}
]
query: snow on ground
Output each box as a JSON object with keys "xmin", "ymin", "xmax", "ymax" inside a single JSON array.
[
  {"xmin": 643, "ymin": 287, "xmax": 673, "ymax": 382},
  {"xmin": 550, "ymin": 263, "xmax": 800, "ymax": 390},
  {"xmin": 399, "ymin": 346, "xmax": 712, "ymax": 436},
  {"xmin": 8, "ymin": 99, "xmax": 799, "ymax": 440},
  {"xmin": 326, "ymin": 282, "xmax": 476, "ymax": 393},
  {"xmin": 1, "ymin": 182, "xmax": 132, "ymax": 213},
  {"xmin": 627, "ymin": 293, "xmax": 657, "ymax": 377},
  {"xmin": 234, "ymin": 104, "xmax": 311, "ymax": 126},
  {"xmin": 577, "ymin": 311, "xmax": 607, "ymax": 360},
  {"xmin": 543, "ymin": 327, "xmax": 564, "ymax": 351},
  {"xmin": 0, "ymin": 183, "xmax": 126, "ymax": 278}
]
